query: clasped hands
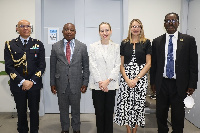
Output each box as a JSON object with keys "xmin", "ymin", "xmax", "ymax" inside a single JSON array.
[
  {"xmin": 125, "ymin": 78, "xmax": 138, "ymax": 88},
  {"xmin": 99, "ymin": 79, "xmax": 110, "ymax": 92},
  {"xmin": 22, "ymin": 80, "xmax": 33, "ymax": 91}
]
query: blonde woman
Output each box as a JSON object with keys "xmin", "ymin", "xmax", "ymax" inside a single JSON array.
[
  {"xmin": 114, "ymin": 19, "xmax": 152, "ymax": 133},
  {"xmin": 89, "ymin": 22, "xmax": 120, "ymax": 133}
]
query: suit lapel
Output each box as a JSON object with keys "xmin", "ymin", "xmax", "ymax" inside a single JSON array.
[
  {"xmin": 97, "ymin": 41, "xmax": 108, "ymax": 63},
  {"xmin": 105, "ymin": 41, "xmax": 114, "ymax": 61},
  {"xmin": 58, "ymin": 39, "xmax": 69, "ymax": 65},
  {"xmin": 15, "ymin": 37, "xmax": 33, "ymax": 51},
  {"xmin": 160, "ymin": 34, "xmax": 166, "ymax": 67},
  {"xmin": 26, "ymin": 37, "xmax": 34, "ymax": 50},
  {"xmin": 15, "ymin": 37, "xmax": 25, "ymax": 51},
  {"xmin": 176, "ymin": 32, "xmax": 184, "ymax": 61}
]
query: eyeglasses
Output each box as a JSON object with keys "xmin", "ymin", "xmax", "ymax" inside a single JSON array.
[
  {"xmin": 131, "ymin": 25, "xmax": 141, "ymax": 29},
  {"xmin": 19, "ymin": 25, "xmax": 32, "ymax": 28},
  {"xmin": 164, "ymin": 19, "xmax": 179, "ymax": 24}
]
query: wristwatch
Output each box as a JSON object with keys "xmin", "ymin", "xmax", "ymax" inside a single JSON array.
[{"xmin": 136, "ymin": 76, "xmax": 141, "ymax": 79}]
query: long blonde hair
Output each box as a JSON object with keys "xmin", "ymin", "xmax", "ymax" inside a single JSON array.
[{"xmin": 124, "ymin": 19, "xmax": 147, "ymax": 43}]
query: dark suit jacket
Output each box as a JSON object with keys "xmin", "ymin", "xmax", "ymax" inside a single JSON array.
[
  {"xmin": 50, "ymin": 39, "xmax": 89, "ymax": 94},
  {"xmin": 120, "ymin": 39, "xmax": 152, "ymax": 65},
  {"xmin": 150, "ymin": 32, "xmax": 198, "ymax": 98},
  {"xmin": 4, "ymin": 36, "xmax": 46, "ymax": 92}
]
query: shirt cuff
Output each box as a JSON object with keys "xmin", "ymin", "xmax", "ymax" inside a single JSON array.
[
  {"xmin": 30, "ymin": 79, "xmax": 36, "ymax": 84},
  {"xmin": 18, "ymin": 79, "xmax": 25, "ymax": 87}
]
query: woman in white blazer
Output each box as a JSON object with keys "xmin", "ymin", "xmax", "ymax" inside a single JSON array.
[{"xmin": 89, "ymin": 22, "xmax": 121, "ymax": 133}]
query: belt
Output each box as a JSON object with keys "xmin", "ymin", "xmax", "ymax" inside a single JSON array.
[{"xmin": 163, "ymin": 77, "xmax": 176, "ymax": 80}]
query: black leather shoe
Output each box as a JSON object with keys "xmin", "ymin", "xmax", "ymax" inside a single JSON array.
[
  {"xmin": 73, "ymin": 130, "xmax": 80, "ymax": 133},
  {"xmin": 31, "ymin": 131, "xmax": 38, "ymax": 133},
  {"xmin": 61, "ymin": 131, "xmax": 69, "ymax": 133}
]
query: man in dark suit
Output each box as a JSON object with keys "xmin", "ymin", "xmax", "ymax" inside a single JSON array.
[
  {"xmin": 50, "ymin": 23, "xmax": 89, "ymax": 133},
  {"xmin": 150, "ymin": 13, "xmax": 198, "ymax": 133},
  {"xmin": 4, "ymin": 20, "xmax": 46, "ymax": 133}
]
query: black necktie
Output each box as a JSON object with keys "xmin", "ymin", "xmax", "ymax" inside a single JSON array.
[{"xmin": 24, "ymin": 40, "xmax": 27, "ymax": 48}]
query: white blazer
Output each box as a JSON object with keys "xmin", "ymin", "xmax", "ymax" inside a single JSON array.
[{"xmin": 88, "ymin": 40, "xmax": 121, "ymax": 90}]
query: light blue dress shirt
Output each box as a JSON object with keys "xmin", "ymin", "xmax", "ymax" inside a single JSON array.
[{"xmin": 63, "ymin": 39, "xmax": 75, "ymax": 61}]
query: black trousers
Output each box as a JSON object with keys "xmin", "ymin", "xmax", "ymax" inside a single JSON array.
[
  {"xmin": 12, "ymin": 89, "xmax": 40, "ymax": 133},
  {"xmin": 92, "ymin": 90, "xmax": 116, "ymax": 133},
  {"xmin": 156, "ymin": 78, "xmax": 185, "ymax": 133}
]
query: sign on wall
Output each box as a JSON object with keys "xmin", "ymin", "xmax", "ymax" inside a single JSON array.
[{"xmin": 48, "ymin": 28, "xmax": 59, "ymax": 44}]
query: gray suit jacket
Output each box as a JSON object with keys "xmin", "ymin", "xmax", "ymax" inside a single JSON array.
[{"xmin": 50, "ymin": 39, "xmax": 89, "ymax": 94}]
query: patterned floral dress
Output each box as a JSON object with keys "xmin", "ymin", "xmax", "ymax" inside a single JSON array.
[{"xmin": 114, "ymin": 49, "xmax": 148, "ymax": 128}]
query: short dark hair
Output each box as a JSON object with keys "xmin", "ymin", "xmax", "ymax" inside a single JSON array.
[{"xmin": 165, "ymin": 12, "xmax": 179, "ymax": 21}]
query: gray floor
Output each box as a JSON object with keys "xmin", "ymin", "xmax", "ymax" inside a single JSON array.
[{"xmin": 0, "ymin": 112, "xmax": 199, "ymax": 133}]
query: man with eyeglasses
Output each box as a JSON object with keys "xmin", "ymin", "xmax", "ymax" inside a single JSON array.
[
  {"xmin": 150, "ymin": 13, "xmax": 198, "ymax": 133},
  {"xmin": 4, "ymin": 20, "xmax": 46, "ymax": 133},
  {"xmin": 50, "ymin": 23, "xmax": 89, "ymax": 133}
]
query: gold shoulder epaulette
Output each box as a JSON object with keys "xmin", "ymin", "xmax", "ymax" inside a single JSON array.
[
  {"xmin": 33, "ymin": 39, "xmax": 40, "ymax": 42},
  {"xmin": 6, "ymin": 41, "xmax": 11, "ymax": 51},
  {"xmin": 5, "ymin": 40, "xmax": 10, "ymax": 49}
]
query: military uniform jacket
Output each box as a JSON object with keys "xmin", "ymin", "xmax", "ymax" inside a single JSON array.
[{"xmin": 4, "ymin": 36, "xmax": 46, "ymax": 92}]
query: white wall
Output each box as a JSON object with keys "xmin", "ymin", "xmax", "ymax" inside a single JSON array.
[
  {"xmin": 0, "ymin": 0, "xmax": 183, "ymax": 111},
  {"xmin": 0, "ymin": 0, "xmax": 188, "ymax": 113},
  {"xmin": 1, "ymin": 0, "xmax": 200, "ymax": 129},
  {"xmin": 0, "ymin": 0, "xmax": 35, "ymax": 112},
  {"xmin": 128, "ymin": 0, "xmax": 182, "ymax": 41}
]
